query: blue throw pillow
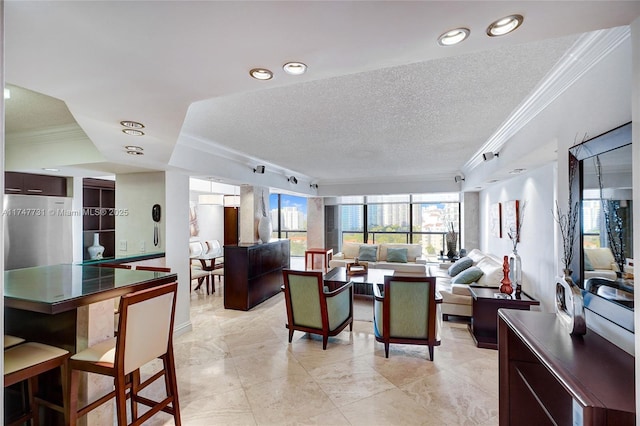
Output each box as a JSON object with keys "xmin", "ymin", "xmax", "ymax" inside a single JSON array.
[
  {"xmin": 584, "ymin": 253, "xmax": 594, "ymax": 271},
  {"xmin": 358, "ymin": 245, "xmax": 378, "ymax": 262},
  {"xmin": 451, "ymin": 266, "xmax": 484, "ymax": 284},
  {"xmin": 386, "ymin": 247, "xmax": 408, "ymax": 263},
  {"xmin": 447, "ymin": 256, "xmax": 473, "ymax": 277}
]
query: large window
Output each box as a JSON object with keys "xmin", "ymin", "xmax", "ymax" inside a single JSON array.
[
  {"xmin": 270, "ymin": 193, "xmax": 307, "ymax": 256},
  {"xmin": 337, "ymin": 193, "xmax": 460, "ymax": 259}
]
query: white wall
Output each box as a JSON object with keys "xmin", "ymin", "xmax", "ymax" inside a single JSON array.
[
  {"xmin": 115, "ymin": 172, "xmax": 165, "ymax": 256},
  {"xmin": 479, "ymin": 163, "xmax": 557, "ymax": 312}
]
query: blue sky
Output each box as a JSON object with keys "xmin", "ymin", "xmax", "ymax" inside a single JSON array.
[{"xmin": 270, "ymin": 194, "xmax": 307, "ymax": 215}]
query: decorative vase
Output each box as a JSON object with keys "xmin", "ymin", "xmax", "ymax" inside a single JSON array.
[
  {"xmin": 446, "ymin": 241, "xmax": 457, "ymax": 260},
  {"xmin": 258, "ymin": 215, "xmax": 272, "ymax": 243},
  {"xmin": 509, "ymin": 250, "xmax": 522, "ymax": 296},
  {"xmin": 555, "ymin": 268, "xmax": 586, "ymax": 335},
  {"xmin": 88, "ymin": 233, "xmax": 105, "ymax": 260},
  {"xmin": 500, "ymin": 255, "xmax": 513, "ymax": 295}
]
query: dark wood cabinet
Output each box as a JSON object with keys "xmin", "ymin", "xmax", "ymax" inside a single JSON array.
[
  {"xmin": 498, "ymin": 310, "xmax": 635, "ymax": 425},
  {"xmin": 5, "ymin": 172, "xmax": 67, "ymax": 196},
  {"xmin": 224, "ymin": 207, "xmax": 239, "ymax": 246},
  {"xmin": 82, "ymin": 178, "xmax": 116, "ymax": 261},
  {"xmin": 224, "ymin": 240, "xmax": 290, "ymax": 310}
]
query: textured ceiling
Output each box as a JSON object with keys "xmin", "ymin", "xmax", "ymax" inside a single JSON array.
[
  {"xmin": 182, "ymin": 35, "xmax": 578, "ymax": 184},
  {"xmin": 4, "ymin": 1, "xmax": 640, "ymax": 193}
]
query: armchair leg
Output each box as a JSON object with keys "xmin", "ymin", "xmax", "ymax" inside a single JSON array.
[
  {"xmin": 322, "ymin": 335, "xmax": 328, "ymax": 350},
  {"xmin": 288, "ymin": 328, "xmax": 294, "ymax": 343},
  {"xmin": 428, "ymin": 345, "xmax": 434, "ymax": 361},
  {"xmin": 349, "ymin": 321, "xmax": 353, "ymax": 331},
  {"xmin": 384, "ymin": 343, "xmax": 390, "ymax": 358}
]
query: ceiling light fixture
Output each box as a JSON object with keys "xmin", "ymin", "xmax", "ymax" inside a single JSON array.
[
  {"xmin": 249, "ymin": 68, "xmax": 273, "ymax": 80},
  {"xmin": 454, "ymin": 175, "xmax": 465, "ymax": 183},
  {"xmin": 120, "ymin": 120, "xmax": 144, "ymax": 129},
  {"xmin": 253, "ymin": 165, "xmax": 265, "ymax": 174},
  {"xmin": 437, "ymin": 28, "xmax": 470, "ymax": 46},
  {"xmin": 310, "ymin": 183, "xmax": 318, "ymax": 189},
  {"xmin": 122, "ymin": 129, "xmax": 144, "ymax": 136},
  {"xmin": 42, "ymin": 168, "xmax": 60, "ymax": 172},
  {"xmin": 126, "ymin": 150, "xmax": 144, "ymax": 156},
  {"xmin": 124, "ymin": 145, "xmax": 143, "ymax": 152},
  {"xmin": 288, "ymin": 176, "xmax": 298, "ymax": 184},
  {"xmin": 283, "ymin": 62, "xmax": 307, "ymax": 75},
  {"xmin": 482, "ymin": 152, "xmax": 499, "ymax": 161},
  {"xmin": 487, "ymin": 14, "xmax": 524, "ymax": 37},
  {"xmin": 509, "ymin": 168, "xmax": 526, "ymax": 174}
]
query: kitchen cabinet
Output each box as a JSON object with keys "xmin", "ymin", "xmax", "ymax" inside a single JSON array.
[
  {"xmin": 82, "ymin": 178, "xmax": 116, "ymax": 260},
  {"xmin": 5, "ymin": 172, "xmax": 68, "ymax": 196}
]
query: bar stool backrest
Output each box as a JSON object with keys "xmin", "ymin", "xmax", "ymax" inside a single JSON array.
[{"xmin": 116, "ymin": 282, "xmax": 177, "ymax": 376}]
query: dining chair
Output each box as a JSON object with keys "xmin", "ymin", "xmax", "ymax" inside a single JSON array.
[
  {"xmin": 5, "ymin": 341, "xmax": 70, "ymax": 426},
  {"xmin": 373, "ymin": 275, "xmax": 442, "ymax": 359},
  {"xmin": 4, "ymin": 335, "xmax": 25, "ymax": 349},
  {"xmin": 68, "ymin": 282, "xmax": 181, "ymax": 425},
  {"xmin": 282, "ymin": 269, "xmax": 353, "ymax": 349}
]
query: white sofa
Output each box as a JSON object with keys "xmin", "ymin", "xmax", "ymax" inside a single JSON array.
[
  {"xmin": 329, "ymin": 242, "xmax": 428, "ymax": 275},
  {"xmin": 428, "ymin": 249, "xmax": 504, "ymax": 319},
  {"xmin": 584, "ymin": 247, "xmax": 618, "ymax": 280}
]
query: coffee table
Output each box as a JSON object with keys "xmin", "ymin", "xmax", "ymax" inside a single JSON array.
[
  {"xmin": 468, "ymin": 286, "xmax": 539, "ymax": 349},
  {"xmin": 324, "ymin": 267, "xmax": 395, "ymax": 296}
]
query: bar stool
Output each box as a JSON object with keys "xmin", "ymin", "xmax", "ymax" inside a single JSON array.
[
  {"xmin": 4, "ymin": 335, "xmax": 25, "ymax": 349},
  {"xmin": 68, "ymin": 281, "xmax": 181, "ymax": 425},
  {"xmin": 4, "ymin": 342, "xmax": 70, "ymax": 426}
]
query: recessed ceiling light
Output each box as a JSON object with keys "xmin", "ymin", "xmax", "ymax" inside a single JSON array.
[
  {"xmin": 283, "ymin": 62, "xmax": 307, "ymax": 75},
  {"xmin": 126, "ymin": 150, "xmax": 144, "ymax": 156},
  {"xmin": 509, "ymin": 168, "xmax": 526, "ymax": 174},
  {"xmin": 42, "ymin": 168, "xmax": 60, "ymax": 172},
  {"xmin": 249, "ymin": 68, "xmax": 273, "ymax": 80},
  {"xmin": 487, "ymin": 14, "xmax": 524, "ymax": 37},
  {"xmin": 124, "ymin": 145, "xmax": 143, "ymax": 152},
  {"xmin": 437, "ymin": 28, "xmax": 470, "ymax": 46},
  {"xmin": 122, "ymin": 129, "xmax": 144, "ymax": 136},
  {"xmin": 120, "ymin": 120, "xmax": 144, "ymax": 129}
]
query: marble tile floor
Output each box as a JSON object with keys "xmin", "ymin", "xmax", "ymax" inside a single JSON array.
[{"xmin": 136, "ymin": 275, "xmax": 499, "ymax": 426}]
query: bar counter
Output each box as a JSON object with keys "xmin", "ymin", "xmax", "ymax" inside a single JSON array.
[{"xmin": 5, "ymin": 264, "xmax": 177, "ymax": 353}]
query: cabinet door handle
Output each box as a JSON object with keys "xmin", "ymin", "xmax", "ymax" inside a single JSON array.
[
  {"xmin": 26, "ymin": 189, "xmax": 43, "ymax": 193},
  {"xmin": 6, "ymin": 188, "xmax": 21, "ymax": 192}
]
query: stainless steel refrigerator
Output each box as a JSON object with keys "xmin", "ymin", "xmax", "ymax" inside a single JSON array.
[{"xmin": 4, "ymin": 194, "xmax": 73, "ymax": 270}]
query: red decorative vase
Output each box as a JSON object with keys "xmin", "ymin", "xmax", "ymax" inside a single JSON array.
[{"xmin": 500, "ymin": 255, "xmax": 514, "ymax": 295}]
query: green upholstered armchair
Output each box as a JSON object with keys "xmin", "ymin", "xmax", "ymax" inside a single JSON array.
[
  {"xmin": 373, "ymin": 275, "xmax": 442, "ymax": 359},
  {"xmin": 282, "ymin": 269, "xmax": 354, "ymax": 350}
]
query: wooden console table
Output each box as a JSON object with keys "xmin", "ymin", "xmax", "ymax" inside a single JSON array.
[
  {"xmin": 498, "ymin": 310, "xmax": 635, "ymax": 425},
  {"xmin": 224, "ymin": 240, "xmax": 290, "ymax": 310}
]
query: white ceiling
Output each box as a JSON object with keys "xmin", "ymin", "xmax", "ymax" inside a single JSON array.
[{"xmin": 4, "ymin": 1, "xmax": 640, "ymax": 196}]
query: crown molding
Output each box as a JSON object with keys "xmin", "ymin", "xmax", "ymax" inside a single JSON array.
[{"xmin": 462, "ymin": 26, "xmax": 630, "ymax": 173}]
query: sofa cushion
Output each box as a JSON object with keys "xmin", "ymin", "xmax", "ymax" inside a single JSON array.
[
  {"xmin": 358, "ymin": 245, "xmax": 378, "ymax": 262},
  {"xmin": 451, "ymin": 266, "xmax": 484, "ymax": 284},
  {"xmin": 476, "ymin": 256, "xmax": 503, "ymax": 286},
  {"xmin": 585, "ymin": 248, "xmax": 615, "ymax": 270},
  {"xmin": 584, "ymin": 253, "xmax": 594, "ymax": 271},
  {"xmin": 386, "ymin": 248, "xmax": 408, "ymax": 263},
  {"xmin": 374, "ymin": 262, "xmax": 427, "ymax": 275},
  {"xmin": 342, "ymin": 242, "xmax": 363, "ymax": 259},
  {"xmin": 467, "ymin": 249, "xmax": 486, "ymax": 264},
  {"xmin": 379, "ymin": 244, "xmax": 422, "ymax": 262},
  {"xmin": 447, "ymin": 257, "xmax": 473, "ymax": 277}
]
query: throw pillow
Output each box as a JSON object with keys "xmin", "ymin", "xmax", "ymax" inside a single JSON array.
[
  {"xmin": 451, "ymin": 266, "xmax": 484, "ymax": 284},
  {"xmin": 584, "ymin": 253, "xmax": 594, "ymax": 271},
  {"xmin": 358, "ymin": 245, "xmax": 378, "ymax": 262},
  {"xmin": 386, "ymin": 247, "xmax": 408, "ymax": 263},
  {"xmin": 447, "ymin": 256, "xmax": 473, "ymax": 277}
]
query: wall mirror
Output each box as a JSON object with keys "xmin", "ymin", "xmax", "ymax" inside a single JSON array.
[{"xmin": 569, "ymin": 122, "xmax": 633, "ymax": 332}]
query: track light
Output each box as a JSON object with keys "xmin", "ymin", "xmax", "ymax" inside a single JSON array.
[
  {"xmin": 253, "ymin": 165, "xmax": 265, "ymax": 174},
  {"xmin": 454, "ymin": 175, "xmax": 465, "ymax": 183},
  {"xmin": 288, "ymin": 176, "xmax": 298, "ymax": 184},
  {"xmin": 482, "ymin": 152, "xmax": 499, "ymax": 161},
  {"xmin": 310, "ymin": 183, "xmax": 318, "ymax": 189}
]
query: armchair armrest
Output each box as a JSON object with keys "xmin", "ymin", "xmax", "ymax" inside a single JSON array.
[
  {"xmin": 324, "ymin": 280, "xmax": 353, "ymax": 297},
  {"xmin": 416, "ymin": 256, "xmax": 428, "ymax": 265},
  {"xmin": 372, "ymin": 282, "xmax": 384, "ymax": 301},
  {"xmin": 332, "ymin": 252, "xmax": 345, "ymax": 260}
]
